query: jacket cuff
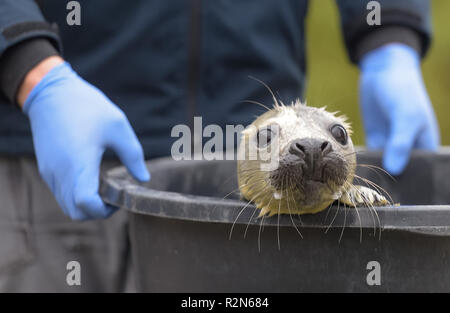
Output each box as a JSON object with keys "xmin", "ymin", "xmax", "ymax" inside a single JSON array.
[
  {"xmin": 354, "ymin": 26, "xmax": 422, "ymax": 65},
  {"xmin": 0, "ymin": 38, "xmax": 59, "ymax": 105}
]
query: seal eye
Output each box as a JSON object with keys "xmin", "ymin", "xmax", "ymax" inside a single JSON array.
[
  {"xmin": 330, "ymin": 124, "xmax": 348, "ymax": 145},
  {"xmin": 257, "ymin": 127, "xmax": 274, "ymax": 148}
]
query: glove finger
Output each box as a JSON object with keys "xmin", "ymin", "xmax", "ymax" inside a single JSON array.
[
  {"xmin": 415, "ymin": 112, "xmax": 440, "ymax": 150},
  {"xmin": 109, "ymin": 119, "xmax": 150, "ymax": 182},
  {"xmin": 359, "ymin": 80, "xmax": 389, "ymax": 150},
  {"xmin": 383, "ymin": 118, "xmax": 421, "ymax": 175},
  {"xmin": 66, "ymin": 204, "xmax": 95, "ymax": 221},
  {"xmin": 75, "ymin": 192, "xmax": 116, "ymax": 220},
  {"xmin": 416, "ymin": 127, "xmax": 439, "ymax": 150},
  {"xmin": 365, "ymin": 132, "xmax": 387, "ymax": 150},
  {"xmin": 72, "ymin": 152, "xmax": 117, "ymax": 219}
]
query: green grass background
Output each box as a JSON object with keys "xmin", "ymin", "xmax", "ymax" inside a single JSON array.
[{"xmin": 305, "ymin": 0, "xmax": 449, "ymax": 146}]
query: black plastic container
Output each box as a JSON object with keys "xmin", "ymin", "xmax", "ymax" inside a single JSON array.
[{"xmin": 101, "ymin": 149, "xmax": 450, "ymax": 292}]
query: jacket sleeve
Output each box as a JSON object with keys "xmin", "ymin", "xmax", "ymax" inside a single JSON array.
[
  {"xmin": 335, "ymin": 0, "xmax": 432, "ymax": 64},
  {"xmin": 0, "ymin": 0, "xmax": 62, "ymax": 105}
]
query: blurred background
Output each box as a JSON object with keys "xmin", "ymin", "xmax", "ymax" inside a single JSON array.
[{"xmin": 305, "ymin": 0, "xmax": 448, "ymax": 146}]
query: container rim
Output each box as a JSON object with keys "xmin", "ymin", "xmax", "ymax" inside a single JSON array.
[{"xmin": 100, "ymin": 149, "xmax": 450, "ymax": 236}]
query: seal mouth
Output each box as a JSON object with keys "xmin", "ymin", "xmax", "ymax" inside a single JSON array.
[{"xmin": 269, "ymin": 149, "xmax": 349, "ymax": 199}]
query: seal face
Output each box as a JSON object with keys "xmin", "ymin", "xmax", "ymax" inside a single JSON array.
[{"xmin": 237, "ymin": 100, "xmax": 388, "ymax": 216}]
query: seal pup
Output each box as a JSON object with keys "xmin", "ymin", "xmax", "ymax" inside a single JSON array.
[{"xmin": 237, "ymin": 99, "xmax": 389, "ymax": 217}]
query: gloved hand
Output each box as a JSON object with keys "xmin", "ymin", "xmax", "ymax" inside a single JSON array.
[
  {"xmin": 359, "ymin": 43, "xmax": 440, "ymax": 175},
  {"xmin": 24, "ymin": 62, "xmax": 150, "ymax": 220}
]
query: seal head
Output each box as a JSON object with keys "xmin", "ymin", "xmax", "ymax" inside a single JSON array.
[{"xmin": 237, "ymin": 100, "xmax": 357, "ymax": 216}]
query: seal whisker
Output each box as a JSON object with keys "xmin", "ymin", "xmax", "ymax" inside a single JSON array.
[
  {"xmin": 369, "ymin": 204, "xmax": 381, "ymax": 239},
  {"xmin": 342, "ymin": 151, "xmax": 358, "ymax": 158},
  {"xmin": 371, "ymin": 204, "xmax": 382, "ymax": 241},
  {"xmin": 244, "ymin": 206, "xmax": 258, "ymax": 239},
  {"xmin": 258, "ymin": 210, "xmax": 268, "ymax": 253},
  {"xmin": 277, "ymin": 182, "xmax": 283, "ymax": 251},
  {"xmin": 350, "ymin": 182, "xmax": 382, "ymax": 240},
  {"xmin": 213, "ymin": 179, "xmax": 264, "ymax": 215},
  {"xmin": 248, "ymin": 76, "xmax": 281, "ymax": 108},
  {"xmin": 236, "ymin": 180, "xmax": 270, "ymax": 195},
  {"xmin": 220, "ymin": 172, "xmax": 241, "ymax": 186},
  {"xmin": 357, "ymin": 193, "xmax": 382, "ymax": 240},
  {"xmin": 213, "ymin": 172, "xmax": 260, "ymax": 210},
  {"xmin": 296, "ymin": 214, "xmax": 304, "ymax": 225},
  {"xmin": 353, "ymin": 174, "xmax": 393, "ymax": 205},
  {"xmin": 354, "ymin": 184, "xmax": 375, "ymax": 237},
  {"xmin": 356, "ymin": 163, "xmax": 397, "ymax": 182},
  {"xmin": 229, "ymin": 189, "xmax": 265, "ymax": 240},
  {"xmin": 219, "ymin": 187, "xmax": 240, "ymax": 201},
  {"xmin": 285, "ymin": 177, "xmax": 303, "ymax": 239},
  {"xmin": 286, "ymin": 175, "xmax": 304, "ymax": 226},
  {"xmin": 211, "ymin": 187, "xmax": 241, "ymax": 217},
  {"xmin": 368, "ymin": 204, "xmax": 377, "ymax": 237},
  {"xmin": 276, "ymin": 91, "xmax": 286, "ymax": 105},
  {"xmin": 323, "ymin": 202, "xmax": 335, "ymax": 224},
  {"xmin": 351, "ymin": 164, "xmax": 386, "ymax": 186},
  {"xmin": 354, "ymin": 205, "xmax": 363, "ymax": 243},
  {"xmin": 345, "ymin": 181, "xmax": 374, "ymax": 236},
  {"xmin": 237, "ymin": 180, "xmax": 267, "ymax": 191},
  {"xmin": 325, "ymin": 200, "xmax": 340, "ymax": 234},
  {"xmin": 344, "ymin": 186, "xmax": 362, "ymax": 243},
  {"xmin": 239, "ymin": 176, "xmax": 266, "ymax": 188},
  {"xmin": 241, "ymin": 100, "xmax": 272, "ymax": 112},
  {"xmin": 338, "ymin": 203, "xmax": 348, "ymax": 243}
]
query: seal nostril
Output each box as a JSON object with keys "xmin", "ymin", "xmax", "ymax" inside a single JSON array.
[
  {"xmin": 321, "ymin": 141, "xmax": 332, "ymax": 155},
  {"xmin": 296, "ymin": 142, "xmax": 305, "ymax": 153},
  {"xmin": 289, "ymin": 140, "xmax": 306, "ymax": 158}
]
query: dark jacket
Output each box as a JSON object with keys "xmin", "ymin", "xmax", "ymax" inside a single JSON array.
[{"xmin": 0, "ymin": 0, "xmax": 431, "ymax": 158}]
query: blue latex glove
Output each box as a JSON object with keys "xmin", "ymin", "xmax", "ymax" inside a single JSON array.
[
  {"xmin": 359, "ymin": 43, "xmax": 440, "ymax": 175},
  {"xmin": 24, "ymin": 62, "xmax": 150, "ymax": 220}
]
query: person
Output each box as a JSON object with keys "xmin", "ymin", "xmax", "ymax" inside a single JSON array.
[{"xmin": 0, "ymin": 0, "xmax": 439, "ymax": 291}]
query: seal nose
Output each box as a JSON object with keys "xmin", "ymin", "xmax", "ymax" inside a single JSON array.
[
  {"xmin": 289, "ymin": 138, "xmax": 332, "ymax": 159},
  {"xmin": 289, "ymin": 138, "xmax": 332, "ymax": 180}
]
